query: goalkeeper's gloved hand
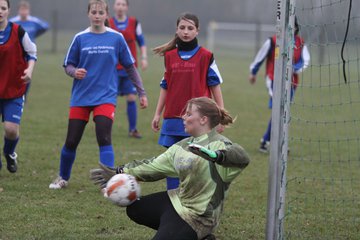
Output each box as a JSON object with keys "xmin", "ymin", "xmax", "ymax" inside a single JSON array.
[
  {"xmin": 90, "ymin": 163, "xmax": 124, "ymax": 189},
  {"xmin": 188, "ymin": 143, "xmax": 225, "ymax": 163}
]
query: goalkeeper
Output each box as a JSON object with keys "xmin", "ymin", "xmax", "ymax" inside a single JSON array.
[{"xmin": 91, "ymin": 97, "xmax": 250, "ymax": 240}]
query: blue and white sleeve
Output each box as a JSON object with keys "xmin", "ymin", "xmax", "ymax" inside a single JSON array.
[
  {"xmin": 294, "ymin": 44, "xmax": 310, "ymax": 73},
  {"xmin": 135, "ymin": 21, "xmax": 146, "ymax": 47},
  {"xmin": 160, "ymin": 78, "xmax": 167, "ymax": 89},
  {"xmin": 249, "ymin": 38, "xmax": 272, "ymax": 75},
  {"xmin": 118, "ymin": 36, "xmax": 135, "ymax": 67},
  {"xmin": 21, "ymin": 32, "xmax": 37, "ymax": 61},
  {"xmin": 207, "ymin": 58, "xmax": 223, "ymax": 86},
  {"xmin": 32, "ymin": 16, "xmax": 50, "ymax": 38},
  {"xmin": 63, "ymin": 36, "xmax": 80, "ymax": 67}
]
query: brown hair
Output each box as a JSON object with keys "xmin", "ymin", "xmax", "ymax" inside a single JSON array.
[
  {"xmin": 88, "ymin": 0, "xmax": 109, "ymax": 14},
  {"xmin": 153, "ymin": 12, "xmax": 200, "ymax": 56},
  {"xmin": 186, "ymin": 97, "xmax": 233, "ymax": 129}
]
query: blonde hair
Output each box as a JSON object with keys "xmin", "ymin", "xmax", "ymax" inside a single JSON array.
[
  {"xmin": 88, "ymin": 0, "xmax": 109, "ymax": 14},
  {"xmin": 153, "ymin": 12, "xmax": 200, "ymax": 56},
  {"xmin": 186, "ymin": 97, "xmax": 233, "ymax": 129}
]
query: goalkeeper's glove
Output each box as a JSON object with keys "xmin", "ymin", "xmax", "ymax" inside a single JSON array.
[
  {"xmin": 90, "ymin": 163, "xmax": 124, "ymax": 189},
  {"xmin": 188, "ymin": 143, "xmax": 225, "ymax": 163}
]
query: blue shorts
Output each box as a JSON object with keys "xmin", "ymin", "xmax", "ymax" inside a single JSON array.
[
  {"xmin": 268, "ymin": 85, "xmax": 296, "ymax": 109},
  {"xmin": 118, "ymin": 75, "xmax": 137, "ymax": 96},
  {"xmin": 0, "ymin": 96, "xmax": 25, "ymax": 124},
  {"xmin": 158, "ymin": 134, "xmax": 188, "ymax": 148}
]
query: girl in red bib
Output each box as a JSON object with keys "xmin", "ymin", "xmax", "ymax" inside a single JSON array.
[
  {"xmin": 151, "ymin": 13, "xmax": 225, "ymax": 190},
  {"xmin": 0, "ymin": 0, "xmax": 37, "ymax": 173}
]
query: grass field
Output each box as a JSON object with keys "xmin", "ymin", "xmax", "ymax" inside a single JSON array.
[
  {"xmin": 0, "ymin": 32, "xmax": 271, "ymax": 240},
  {"xmin": 1, "ymin": 31, "xmax": 359, "ymax": 239}
]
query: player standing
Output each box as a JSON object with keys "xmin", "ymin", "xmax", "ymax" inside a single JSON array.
[
  {"xmin": 9, "ymin": 0, "xmax": 49, "ymax": 43},
  {"xmin": 151, "ymin": 12, "xmax": 225, "ymax": 190},
  {"xmin": 49, "ymin": 0, "xmax": 148, "ymax": 189},
  {"xmin": 249, "ymin": 18, "xmax": 310, "ymax": 153},
  {"xmin": 0, "ymin": 0, "xmax": 37, "ymax": 173},
  {"xmin": 109, "ymin": 0, "xmax": 148, "ymax": 138}
]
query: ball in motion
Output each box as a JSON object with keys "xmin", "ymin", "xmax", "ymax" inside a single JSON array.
[{"xmin": 104, "ymin": 173, "xmax": 141, "ymax": 207}]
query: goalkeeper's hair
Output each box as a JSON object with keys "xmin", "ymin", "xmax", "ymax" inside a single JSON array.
[
  {"xmin": 153, "ymin": 12, "xmax": 199, "ymax": 56},
  {"xmin": 186, "ymin": 97, "xmax": 233, "ymax": 129}
]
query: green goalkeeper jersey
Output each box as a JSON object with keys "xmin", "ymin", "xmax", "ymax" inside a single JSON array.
[{"xmin": 123, "ymin": 129, "xmax": 250, "ymax": 239}]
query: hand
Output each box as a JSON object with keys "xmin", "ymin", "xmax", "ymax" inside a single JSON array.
[
  {"xmin": 90, "ymin": 163, "xmax": 123, "ymax": 189},
  {"xmin": 188, "ymin": 143, "xmax": 224, "ymax": 163},
  {"xmin": 21, "ymin": 67, "xmax": 33, "ymax": 83},
  {"xmin": 75, "ymin": 68, "xmax": 87, "ymax": 79},
  {"xmin": 151, "ymin": 114, "xmax": 161, "ymax": 132},
  {"xmin": 249, "ymin": 74, "xmax": 256, "ymax": 84},
  {"xmin": 141, "ymin": 58, "xmax": 148, "ymax": 71},
  {"xmin": 139, "ymin": 95, "xmax": 148, "ymax": 109}
]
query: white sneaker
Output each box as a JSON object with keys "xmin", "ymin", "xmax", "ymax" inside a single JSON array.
[{"xmin": 49, "ymin": 176, "xmax": 68, "ymax": 189}]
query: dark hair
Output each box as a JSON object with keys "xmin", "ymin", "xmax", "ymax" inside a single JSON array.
[
  {"xmin": 153, "ymin": 12, "xmax": 199, "ymax": 56},
  {"xmin": 4, "ymin": 0, "xmax": 10, "ymax": 8},
  {"xmin": 88, "ymin": 0, "xmax": 109, "ymax": 14},
  {"xmin": 186, "ymin": 97, "xmax": 233, "ymax": 129},
  {"xmin": 294, "ymin": 17, "xmax": 299, "ymax": 35}
]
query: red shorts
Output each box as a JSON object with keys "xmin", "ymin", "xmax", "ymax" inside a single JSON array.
[{"xmin": 69, "ymin": 104, "xmax": 116, "ymax": 122}]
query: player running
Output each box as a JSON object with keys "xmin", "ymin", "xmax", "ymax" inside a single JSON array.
[
  {"xmin": 49, "ymin": 0, "xmax": 148, "ymax": 189},
  {"xmin": 249, "ymin": 18, "xmax": 310, "ymax": 153},
  {"xmin": 0, "ymin": 0, "xmax": 37, "ymax": 173},
  {"xmin": 91, "ymin": 97, "xmax": 250, "ymax": 240},
  {"xmin": 152, "ymin": 12, "xmax": 225, "ymax": 190},
  {"xmin": 109, "ymin": 0, "xmax": 148, "ymax": 138}
]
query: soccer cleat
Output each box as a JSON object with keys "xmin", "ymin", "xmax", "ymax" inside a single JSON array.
[
  {"xmin": 259, "ymin": 139, "xmax": 270, "ymax": 153},
  {"xmin": 128, "ymin": 129, "xmax": 142, "ymax": 139},
  {"xmin": 5, "ymin": 152, "xmax": 18, "ymax": 173},
  {"xmin": 49, "ymin": 176, "xmax": 68, "ymax": 189}
]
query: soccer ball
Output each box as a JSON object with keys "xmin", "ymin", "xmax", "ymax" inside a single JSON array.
[{"xmin": 104, "ymin": 173, "xmax": 141, "ymax": 207}]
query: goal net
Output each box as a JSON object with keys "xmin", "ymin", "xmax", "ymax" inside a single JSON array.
[{"xmin": 272, "ymin": 0, "xmax": 360, "ymax": 239}]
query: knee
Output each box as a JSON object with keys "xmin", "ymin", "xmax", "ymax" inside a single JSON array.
[
  {"xmin": 97, "ymin": 134, "xmax": 111, "ymax": 146},
  {"xmin": 64, "ymin": 138, "xmax": 79, "ymax": 151},
  {"xmin": 4, "ymin": 122, "xmax": 19, "ymax": 139},
  {"xmin": 127, "ymin": 94, "xmax": 137, "ymax": 102}
]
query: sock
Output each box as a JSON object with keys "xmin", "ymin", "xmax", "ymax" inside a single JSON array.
[
  {"xmin": 3, "ymin": 137, "xmax": 19, "ymax": 155},
  {"xmin": 99, "ymin": 145, "xmax": 115, "ymax": 167},
  {"xmin": 59, "ymin": 146, "xmax": 76, "ymax": 181},
  {"xmin": 263, "ymin": 119, "xmax": 272, "ymax": 143},
  {"xmin": 166, "ymin": 177, "xmax": 180, "ymax": 190},
  {"xmin": 127, "ymin": 101, "xmax": 137, "ymax": 132}
]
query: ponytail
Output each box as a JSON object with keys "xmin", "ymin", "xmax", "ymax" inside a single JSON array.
[
  {"xmin": 186, "ymin": 97, "xmax": 234, "ymax": 129},
  {"xmin": 153, "ymin": 34, "xmax": 179, "ymax": 56}
]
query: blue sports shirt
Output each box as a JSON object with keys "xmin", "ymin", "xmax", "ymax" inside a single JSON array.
[{"xmin": 64, "ymin": 27, "xmax": 135, "ymax": 107}]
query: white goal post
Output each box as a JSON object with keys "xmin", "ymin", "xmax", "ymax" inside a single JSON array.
[{"xmin": 206, "ymin": 21, "xmax": 275, "ymax": 53}]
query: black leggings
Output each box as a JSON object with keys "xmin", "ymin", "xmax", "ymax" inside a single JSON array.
[
  {"xmin": 126, "ymin": 191, "xmax": 198, "ymax": 240},
  {"xmin": 64, "ymin": 116, "xmax": 112, "ymax": 150}
]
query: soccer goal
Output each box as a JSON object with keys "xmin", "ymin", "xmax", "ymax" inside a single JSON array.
[
  {"xmin": 267, "ymin": 0, "xmax": 360, "ymax": 239},
  {"xmin": 206, "ymin": 21, "xmax": 274, "ymax": 56}
]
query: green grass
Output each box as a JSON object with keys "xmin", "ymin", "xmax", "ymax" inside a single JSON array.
[
  {"xmin": 0, "ymin": 32, "xmax": 359, "ymax": 240},
  {"xmin": 0, "ymin": 33, "xmax": 270, "ymax": 240}
]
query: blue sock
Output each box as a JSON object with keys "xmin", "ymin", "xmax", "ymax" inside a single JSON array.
[
  {"xmin": 99, "ymin": 145, "xmax": 115, "ymax": 167},
  {"xmin": 166, "ymin": 177, "xmax": 180, "ymax": 190},
  {"xmin": 127, "ymin": 101, "xmax": 137, "ymax": 131},
  {"xmin": 59, "ymin": 146, "xmax": 76, "ymax": 181},
  {"xmin": 263, "ymin": 119, "xmax": 272, "ymax": 143},
  {"xmin": 3, "ymin": 137, "xmax": 19, "ymax": 155}
]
